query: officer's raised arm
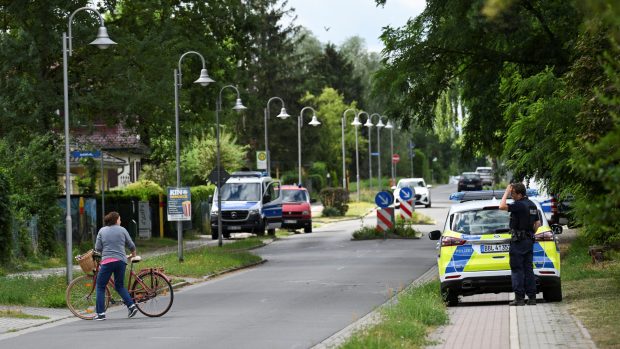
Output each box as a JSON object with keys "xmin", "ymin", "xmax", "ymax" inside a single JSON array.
[{"xmin": 499, "ymin": 184, "xmax": 511, "ymax": 211}]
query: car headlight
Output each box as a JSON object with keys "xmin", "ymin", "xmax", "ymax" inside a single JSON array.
[
  {"xmin": 249, "ymin": 209, "xmax": 259, "ymax": 215},
  {"xmin": 302, "ymin": 210, "xmax": 309, "ymax": 215},
  {"xmin": 210, "ymin": 211, "xmax": 218, "ymax": 217}
]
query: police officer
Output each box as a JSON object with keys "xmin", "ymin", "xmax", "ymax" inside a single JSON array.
[{"xmin": 499, "ymin": 183, "xmax": 541, "ymax": 306}]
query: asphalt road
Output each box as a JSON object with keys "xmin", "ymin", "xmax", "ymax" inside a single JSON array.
[{"xmin": 1, "ymin": 184, "xmax": 457, "ymax": 349}]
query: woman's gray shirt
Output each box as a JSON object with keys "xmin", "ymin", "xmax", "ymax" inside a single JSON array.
[{"xmin": 94, "ymin": 225, "xmax": 136, "ymax": 264}]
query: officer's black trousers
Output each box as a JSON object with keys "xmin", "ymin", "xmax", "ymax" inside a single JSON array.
[{"xmin": 509, "ymin": 238, "xmax": 537, "ymax": 300}]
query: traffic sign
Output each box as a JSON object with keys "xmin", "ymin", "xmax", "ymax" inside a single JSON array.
[
  {"xmin": 71, "ymin": 150, "xmax": 101, "ymax": 158},
  {"xmin": 207, "ymin": 169, "xmax": 231, "ymax": 188},
  {"xmin": 375, "ymin": 191, "xmax": 394, "ymax": 208},
  {"xmin": 392, "ymin": 153, "xmax": 400, "ymax": 164},
  {"xmin": 376, "ymin": 207, "xmax": 395, "ymax": 232},
  {"xmin": 400, "ymin": 199, "xmax": 414, "ymax": 220},
  {"xmin": 399, "ymin": 187, "xmax": 413, "ymax": 201}
]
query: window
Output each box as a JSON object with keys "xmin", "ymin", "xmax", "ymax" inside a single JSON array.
[
  {"xmin": 219, "ymin": 183, "xmax": 261, "ymax": 201},
  {"xmin": 450, "ymin": 209, "xmax": 510, "ymax": 235},
  {"xmin": 282, "ymin": 190, "xmax": 309, "ymax": 203}
]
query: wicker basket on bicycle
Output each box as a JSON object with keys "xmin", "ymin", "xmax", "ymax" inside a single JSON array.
[{"xmin": 75, "ymin": 249, "xmax": 100, "ymax": 274}]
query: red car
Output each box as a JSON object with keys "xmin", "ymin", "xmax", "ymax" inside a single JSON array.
[{"xmin": 280, "ymin": 185, "xmax": 312, "ymax": 233}]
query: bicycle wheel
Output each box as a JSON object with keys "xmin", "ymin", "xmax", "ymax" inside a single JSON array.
[
  {"xmin": 66, "ymin": 275, "xmax": 110, "ymax": 320},
  {"xmin": 131, "ymin": 271, "xmax": 174, "ymax": 317}
]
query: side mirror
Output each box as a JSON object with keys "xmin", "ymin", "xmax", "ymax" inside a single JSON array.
[
  {"xmin": 391, "ymin": 186, "xmax": 397, "ymax": 190},
  {"xmin": 551, "ymin": 224, "xmax": 563, "ymax": 235},
  {"xmin": 208, "ymin": 195, "xmax": 213, "ymax": 204},
  {"xmin": 429, "ymin": 230, "xmax": 442, "ymax": 240}
]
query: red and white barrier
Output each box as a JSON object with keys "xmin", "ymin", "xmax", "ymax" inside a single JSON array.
[
  {"xmin": 376, "ymin": 207, "xmax": 395, "ymax": 232},
  {"xmin": 400, "ymin": 199, "xmax": 413, "ymax": 220}
]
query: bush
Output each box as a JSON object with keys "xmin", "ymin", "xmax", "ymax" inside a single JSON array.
[
  {"xmin": 321, "ymin": 206, "xmax": 341, "ymax": 217},
  {"xmin": 120, "ymin": 180, "xmax": 164, "ymax": 201},
  {"xmin": 191, "ymin": 185, "xmax": 215, "ymax": 202},
  {"xmin": 351, "ymin": 221, "xmax": 422, "ymax": 240},
  {"xmin": 319, "ymin": 187, "xmax": 349, "ymax": 215},
  {"xmin": 0, "ymin": 171, "xmax": 11, "ymax": 264}
]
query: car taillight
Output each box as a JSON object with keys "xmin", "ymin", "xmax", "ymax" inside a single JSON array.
[
  {"xmin": 535, "ymin": 231, "xmax": 554, "ymax": 241},
  {"xmin": 441, "ymin": 236, "xmax": 467, "ymax": 247}
]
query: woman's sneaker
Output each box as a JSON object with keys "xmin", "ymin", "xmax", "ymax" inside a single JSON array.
[
  {"xmin": 128, "ymin": 304, "xmax": 138, "ymax": 318},
  {"xmin": 94, "ymin": 313, "xmax": 106, "ymax": 321}
]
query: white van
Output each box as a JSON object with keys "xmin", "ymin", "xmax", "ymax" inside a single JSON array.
[{"xmin": 475, "ymin": 166, "xmax": 493, "ymax": 186}]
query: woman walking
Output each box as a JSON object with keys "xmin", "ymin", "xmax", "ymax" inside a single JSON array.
[{"xmin": 94, "ymin": 211, "xmax": 138, "ymax": 320}]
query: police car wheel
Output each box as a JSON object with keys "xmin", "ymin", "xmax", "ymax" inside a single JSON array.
[
  {"xmin": 304, "ymin": 224, "xmax": 312, "ymax": 233},
  {"xmin": 543, "ymin": 283, "xmax": 563, "ymax": 302},
  {"xmin": 442, "ymin": 288, "xmax": 459, "ymax": 306}
]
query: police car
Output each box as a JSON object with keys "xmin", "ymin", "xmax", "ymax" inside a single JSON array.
[{"xmin": 428, "ymin": 190, "xmax": 563, "ymax": 306}]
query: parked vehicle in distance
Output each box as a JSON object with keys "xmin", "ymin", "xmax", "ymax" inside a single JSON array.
[
  {"xmin": 280, "ymin": 185, "xmax": 312, "ymax": 233},
  {"xmin": 392, "ymin": 177, "xmax": 432, "ymax": 208},
  {"xmin": 458, "ymin": 172, "xmax": 483, "ymax": 191},
  {"xmin": 475, "ymin": 166, "xmax": 493, "ymax": 186},
  {"xmin": 428, "ymin": 191, "xmax": 563, "ymax": 306},
  {"xmin": 210, "ymin": 171, "xmax": 282, "ymax": 239}
]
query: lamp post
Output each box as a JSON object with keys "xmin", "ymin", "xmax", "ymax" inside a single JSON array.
[
  {"xmin": 386, "ymin": 120, "xmax": 395, "ymax": 186},
  {"xmin": 351, "ymin": 111, "xmax": 365, "ymax": 201},
  {"xmin": 264, "ymin": 97, "xmax": 290, "ymax": 175},
  {"xmin": 62, "ymin": 7, "xmax": 116, "ymax": 284},
  {"xmin": 173, "ymin": 51, "xmax": 214, "ymax": 262},
  {"xmin": 215, "ymin": 85, "xmax": 247, "ymax": 247},
  {"xmin": 366, "ymin": 113, "xmax": 381, "ymax": 191},
  {"xmin": 297, "ymin": 107, "xmax": 321, "ymax": 185},
  {"xmin": 341, "ymin": 109, "xmax": 356, "ymax": 189},
  {"xmin": 376, "ymin": 115, "xmax": 388, "ymax": 190}
]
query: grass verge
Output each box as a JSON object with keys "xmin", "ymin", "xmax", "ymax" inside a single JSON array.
[
  {"xmin": 340, "ymin": 280, "xmax": 448, "ymax": 349},
  {"xmin": 561, "ymin": 233, "xmax": 620, "ymax": 349},
  {"xmin": 0, "ymin": 309, "xmax": 49, "ymax": 320},
  {"xmin": 0, "ymin": 238, "xmax": 265, "ymax": 308}
]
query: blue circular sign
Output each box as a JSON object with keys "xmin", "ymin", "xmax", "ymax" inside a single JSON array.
[
  {"xmin": 375, "ymin": 191, "xmax": 394, "ymax": 208},
  {"xmin": 399, "ymin": 187, "xmax": 414, "ymax": 201}
]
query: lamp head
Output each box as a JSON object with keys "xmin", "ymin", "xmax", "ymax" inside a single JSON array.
[
  {"xmin": 364, "ymin": 118, "xmax": 374, "ymax": 128},
  {"xmin": 276, "ymin": 107, "xmax": 291, "ymax": 119},
  {"xmin": 385, "ymin": 120, "xmax": 394, "ymax": 129},
  {"xmin": 89, "ymin": 26, "xmax": 117, "ymax": 49},
  {"xmin": 233, "ymin": 98, "xmax": 247, "ymax": 113},
  {"xmin": 194, "ymin": 69, "xmax": 215, "ymax": 86},
  {"xmin": 376, "ymin": 119, "xmax": 385, "ymax": 128},
  {"xmin": 309, "ymin": 115, "xmax": 321, "ymax": 126},
  {"xmin": 351, "ymin": 116, "xmax": 362, "ymax": 127}
]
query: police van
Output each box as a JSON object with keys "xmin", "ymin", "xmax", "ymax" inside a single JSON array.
[
  {"xmin": 429, "ymin": 190, "xmax": 563, "ymax": 306},
  {"xmin": 210, "ymin": 171, "xmax": 282, "ymax": 239}
]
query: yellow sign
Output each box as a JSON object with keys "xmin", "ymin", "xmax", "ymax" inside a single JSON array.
[{"xmin": 257, "ymin": 150, "xmax": 267, "ymax": 169}]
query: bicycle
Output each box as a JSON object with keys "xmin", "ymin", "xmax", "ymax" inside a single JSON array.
[{"xmin": 66, "ymin": 254, "xmax": 174, "ymax": 320}]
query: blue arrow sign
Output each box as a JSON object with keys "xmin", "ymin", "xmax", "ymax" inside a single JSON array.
[
  {"xmin": 375, "ymin": 191, "xmax": 394, "ymax": 208},
  {"xmin": 71, "ymin": 150, "xmax": 102, "ymax": 158},
  {"xmin": 399, "ymin": 187, "xmax": 414, "ymax": 201}
]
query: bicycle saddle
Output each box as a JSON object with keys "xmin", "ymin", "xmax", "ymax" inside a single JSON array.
[{"xmin": 129, "ymin": 256, "xmax": 142, "ymax": 263}]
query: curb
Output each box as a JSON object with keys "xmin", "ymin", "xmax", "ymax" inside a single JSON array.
[{"xmin": 311, "ymin": 265, "xmax": 438, "ymax": 349}]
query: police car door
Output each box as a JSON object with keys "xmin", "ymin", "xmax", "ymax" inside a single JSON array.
[{"xmin": 263, "ymin": 181, "xmax": 283, "ymax": 230}]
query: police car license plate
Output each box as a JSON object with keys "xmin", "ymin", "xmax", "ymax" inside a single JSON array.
[
  {"xmin": 284, "ymin": 220, "xmax": 296, "ymax": 224},
  {"xmin": 482, "ymin": 244, "xmax": 509, "ymax": 253},
  {"xmin": 228, "ymin": 226, "xmax": 241, "ymax": 231}
]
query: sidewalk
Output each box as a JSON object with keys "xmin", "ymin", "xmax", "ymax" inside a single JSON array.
[{"xmin": 426, "ymin": 292, "xmax": 596, "ymax": 349}]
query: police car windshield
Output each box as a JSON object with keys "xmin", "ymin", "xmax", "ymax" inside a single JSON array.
[
  {"xmin": 282, "ymin": 190, "xmax": 308, "ymax": 203},
  {"xmin": 219, "ymin": 183, "xmax": 261, "ymax": 201},
  {"xmin": 450, "ymin": 209, "xmax": 510, "ymax": 235}
]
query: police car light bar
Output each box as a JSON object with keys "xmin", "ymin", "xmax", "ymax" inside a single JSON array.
[
  {"xmin": 231, "ymin": 171, "xmax": 265, "ymax": 178},
  {"xmin": 449, "ymin": 189, "xmax": 539, "ymax": 202}
]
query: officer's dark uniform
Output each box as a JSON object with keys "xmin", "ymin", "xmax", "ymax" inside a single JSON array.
[{"xmin": 508, "ymin": 197, "xmax": 539, "ymax": 301}]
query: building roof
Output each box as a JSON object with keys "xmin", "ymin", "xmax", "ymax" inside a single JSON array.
[{"xmin": 72, "ymin": 122, "xmax": 148, "ymax": 154}]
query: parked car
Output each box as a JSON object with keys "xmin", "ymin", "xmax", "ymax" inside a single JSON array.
[
  {"xmin": 457, "ymin": 172, "xmax": 483, "ymax": 191},
  {"xmin": 280, "ymin": 185, "xmax": 312, "ymax": 233},
  {"xmin": 210, "ymin": 171, "xmax": 282, "ymax": 239},
  {"xmin": 428, "ymin": 191, "xmax": 563, "ymax": 306},
  {"xmin": 475, "ymin": 166, "xmax": 494, "ymax": 186},
  {"xmin": 392, "ymin": 177, "xmax": 432, "ymax": 208}
]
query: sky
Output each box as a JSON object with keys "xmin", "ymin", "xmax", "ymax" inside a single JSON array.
[{"xmin": 281, "ymin": 0, "xmax": 426, "ymax": 52}]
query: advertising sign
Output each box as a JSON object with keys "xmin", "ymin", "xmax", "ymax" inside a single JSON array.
[
  {"xmin": 257, "ymin": 150, "xmax": 267, "ymax": 170},
  {"xmin": 167, "ymin": 187, "xmax": 192, "ymax": 221}
]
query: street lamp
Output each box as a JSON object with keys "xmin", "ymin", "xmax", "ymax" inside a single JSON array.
[
  {"xmin": 385, "ymin": 120, "xmax": 395, "ymax": 187},
  {"xmin": 341, "ymin": 109, "xmax": 356, "ymax": 189},
  {"xmin": 62, "ymin": 7, "xmax": 116, "ymax": 284},
  {"xmin": 351, "ymin": 111, "xmax": 365, "ymax": 202},
  {"xmin": 297, "ymin": 107, "xmax": 321, "ymax": 185},
  {"xmin": 173, "ymin": 51, "xmax": 214, "ymax": 262},
  {"xmin": 367, "ymin": 113, "xmax": 381, "ymax": 191},
  {"xmin": 376, "ymin": 115, "xmax": 388, "ymax": 190},
  {"xmin": 215, "ymin": 85, "xmax": 247, "ymax": 247},
  {"xmin": 264, "ymin": 97, "xmax": 290, "ymax": 175}
]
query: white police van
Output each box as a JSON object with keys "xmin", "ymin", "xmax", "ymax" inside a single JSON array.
[{"xmin": 210, "ymin": 171, "xmax": 283, "ymax": 239}]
